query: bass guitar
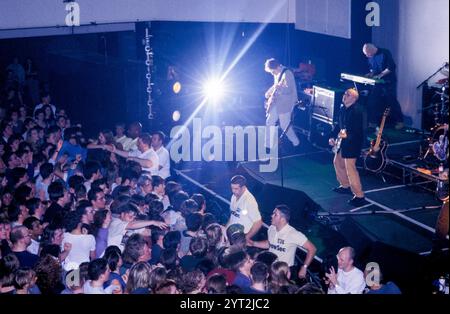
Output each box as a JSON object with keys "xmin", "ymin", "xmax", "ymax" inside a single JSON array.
[
  {"xmin": 332, "ymin": 129, "xmax": 347, "ymax": 154},
  {"xmin": 364, "ymin": 108, "xmax": 390, "ymax": 173}
]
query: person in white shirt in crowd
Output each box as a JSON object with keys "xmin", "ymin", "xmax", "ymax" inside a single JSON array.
[
  {"xmin": 61, "ymin": 209, "xmax": 96, "ymax": 271},
  {"xmin": 35, "ymin": 162, "xmax": 54, "ymax": 201},
  {"xmin": 247, "ymin": 205, "xmax": 316, "ymax": 279},
  {"xmin": 227, "ymin": 175, "xmax": 263, "ymax": 241},
  {"xmin": 55, "ymin": 115, "xmax": 67, "ymax": 138},
  {"xmin": 83, "ymin": 161, "xmax": 102, "ymax": 193},
  {"xmin": 326, "ymin": 246, "xmax": 366, "ymax": 294},
  {"xmin": 23, "ymin": 217, "xmax": 43, "ymax": 255},
  {"xmin": 88, "ymin": 188, "xmax": 106, "ymax": 212},
  {"xmin": 137, "ymin": 175, "xmax": 153, "ymax": 197},
  {"xmin": 107, "ymin": 203, "xmax": 167, "ymax": 252},
  {"xmin": 151, "ymin": 131, "xmax": 171, "ymax": 179},
  {"xmin": 105, "ymin": 133, "xmax": 159, "ymax": 176},
  {"xmin": 152, "ymin": 175, "xmax": 170, "ymax": 209},
  {"xmin": 25, "ymin": 198, "xmax": 46, "ymax": 222},
  {"xmin": 33, "ymin": 92, "xmax": 56, "ymax": 116},
  {"xmin": 83, "ymin": 258, "xmax": 120, "ymax": 294},
  {"xmin": 113, "ymin": 123, "xmax": 131, "ymax": 150},
  {"xmin": 121, "ymin": 121, "xmax": 142, "ymax": 152}
]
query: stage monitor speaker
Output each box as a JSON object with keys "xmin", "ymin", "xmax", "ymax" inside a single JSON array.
[
  {"xmin": 251, "ymin": 183, "xmax": 322, "ymax": 229},
  {"xmin": 309, "ymin": 118, "xmax": 334, "ymax": 149},
  {"xmin": 312, "ymin": 85, "xmax": 343, "ymax": 125}
]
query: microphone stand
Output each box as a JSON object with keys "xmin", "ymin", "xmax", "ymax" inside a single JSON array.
[
  {"xmin": 417, "ymin": 63, "xmax": 448, "ymax": 89},
  {"xmin": 279, "ymin": 104, "xmax": 298, "ymax": 188}
]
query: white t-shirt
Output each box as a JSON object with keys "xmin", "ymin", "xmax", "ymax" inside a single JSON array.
[
  {"xmin": 124, "ymin": 138, "xmax": 138, "ymax": 152},
  {"xmin": 327, "ymin": 267, "xmax": 366, "ymax": 294},
  {"xmin": 153, "ymin": 193, "xmax": 170, "ymax": 210},
  {"xmin": 228, "ymin": 189, "xmax": 261, "ymax": 233},
  {"xmin": 153, "ymin": 146, "xmax": 170, "ymax": 179},
  {"xmin": 161, "ymin": 210, "xmax": 186, "ymax": 232},
  {"xmin": 83, "ymin": 281, "xmax": 119, "ymax": 294},
  {"xmin": 267, "ymin": 224, "xmax": 307, "ymax": 267},
  {"xmin": 107, "ymin": 217, "xmax": 129, "ymax": 251},
  {"xmin": 61, "ymin": 233, "xmax": 96, "ymax": 271},
  {"xmin": 115, "ymin": 135, "xmax": 133, "ymax": 151},
  {"xmin": 129, "ymin": 148, "xmax": 159, "ymax": 176},
  {"xmin": 35, "ymin": 176, "xmax": 49, "ymax": 201},
  {"xmin": 27, "ymin": 239, "xmax": 40, "ymax": 255},
  {"xmin": 83, "ymin": 181, "xmax": 92, "ymax": 194}
]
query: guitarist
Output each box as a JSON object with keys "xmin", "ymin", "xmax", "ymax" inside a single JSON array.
[
  {"xmin": 264, "ymin": 58, "xmax": 300, "ymax": 150},
  {"xmin": 329, "ymin": 88, "xmax": 366, "ymax": 207}
]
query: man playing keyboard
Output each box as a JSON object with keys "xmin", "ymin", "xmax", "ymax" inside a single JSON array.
[{"xmin": 363, "ymin": 43, "xmax": 404, "ymax": 129}]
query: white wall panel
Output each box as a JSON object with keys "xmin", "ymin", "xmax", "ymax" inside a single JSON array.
[{"xmin": 295, "ymin": 0, "xmax": 351, "ymax": 39}]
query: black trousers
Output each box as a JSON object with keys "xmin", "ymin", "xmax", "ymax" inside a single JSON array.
[{"xmin": 367, "ymin": 82, "xmax": 404, "ymax": 125}]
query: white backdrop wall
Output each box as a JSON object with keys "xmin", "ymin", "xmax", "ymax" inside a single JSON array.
[
  {"xmin": 0, "ymin": 0, "xmax": 295, "ymax": 30},
  {"xmin": 373, "ymin": 0, "xmax": 449, "ymax": 128},
  {"xmin": 295, "ymin": 0, "xmax": 351, "ymax": 39},
  {"xmin": 0, "ymin": 0, "xmax": 350, "ymax": 40}
]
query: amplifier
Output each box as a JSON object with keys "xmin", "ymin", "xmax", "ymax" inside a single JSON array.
[{"xmin": 312, "ymin": 85, "xmax": 343, "ymax": 125}]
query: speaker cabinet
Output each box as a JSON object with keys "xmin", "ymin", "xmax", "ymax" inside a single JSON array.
[{"xmin": 312, "ymin": 85, "xmax": 343, "ymax": 125}]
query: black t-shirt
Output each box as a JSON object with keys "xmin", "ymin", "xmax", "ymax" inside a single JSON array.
[
  {"xmin": 368, "ymin": 48, "xmax": 397, "ymax": 82},
  {"xmin": 13, "ymin": 250, "xmax": 39, "ymax": 268},
  {"xmin": 332, "ymin": 102, "xmax": 364, "ymax": 159},
  {"xmin": 180, "ymin": 255, "xmax": 204, "ymax": 272},
  {"xmin": 43, "ymin": 203, "xmax": 67, "ymax": 227}
]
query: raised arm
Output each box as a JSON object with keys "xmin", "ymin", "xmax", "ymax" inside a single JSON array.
[
  {"xmin": 127, "ymin": 156, "xmax": 153, "ymax": 169},
  {"xmin": 126, "ymin": 220, "xmax": 168, "ymax": 230}
]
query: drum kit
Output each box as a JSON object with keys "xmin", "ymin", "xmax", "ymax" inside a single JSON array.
[
  {"xmin": 421, "ymin": 63, "xmax": 449, "ymax": 164},
  {"xmin": 417, "ymin": 63, "xmax": 449, "ymax": 200}
]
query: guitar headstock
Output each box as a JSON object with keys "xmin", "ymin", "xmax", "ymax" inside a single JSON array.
[{"xmin": 384, "ymin": 107, "xmax": 391, "ymax": 117}]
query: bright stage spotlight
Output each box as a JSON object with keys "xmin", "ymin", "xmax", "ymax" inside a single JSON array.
[
  {"xmin": 172, "ymin": 110, "xmax": 181, "ymax": 122},
  {"xmin": 202, "ymin": 78, "xmax": 226, "ymax": 103},
  {"xmin": 172, "ymin": 81, "xmax": 182, "ymax": 94}
]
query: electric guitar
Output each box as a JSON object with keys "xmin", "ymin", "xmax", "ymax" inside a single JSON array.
[
  {"xmin": 264, "ymin": 85, "xmax": 279, "ymax": 117},
  {"xmin": 332, "ymin": 129, "xmax": 347, "ymax": 154},
  {"xmin": 264, "ymin": 68, "xmax": 289, "ymax": 117},
  {"xmin": 364, "ymin": 108, "xmax": 390, "ymax": 173}
]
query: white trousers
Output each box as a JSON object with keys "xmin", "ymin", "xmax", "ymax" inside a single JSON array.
[{"xmin": 265, "ymin": 106, "xmax": 300, "ymax": 149}]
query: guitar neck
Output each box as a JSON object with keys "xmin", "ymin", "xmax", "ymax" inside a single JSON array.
[{"xmin": 375, "ymin": 116, "xmax": 387, "ymax": 146}]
